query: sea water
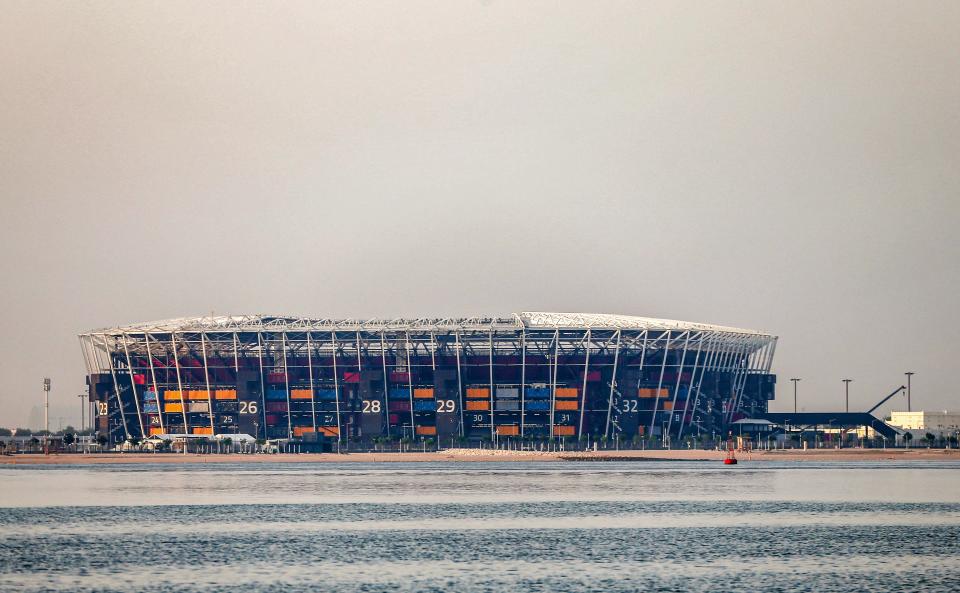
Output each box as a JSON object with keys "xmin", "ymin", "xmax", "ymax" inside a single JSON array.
[{"xmin": 1, "ymin": 460, "xmax": 959, "ymax": 592}]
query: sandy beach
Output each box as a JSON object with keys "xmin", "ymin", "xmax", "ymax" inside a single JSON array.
[{"xmin": 3, "ymin": 448, "xmax": 959, "ymax": 465}]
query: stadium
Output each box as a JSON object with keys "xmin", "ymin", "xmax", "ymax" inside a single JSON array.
[{"xmin": 79, "ymin": 312, "xmax": 777, "ymax": 447}]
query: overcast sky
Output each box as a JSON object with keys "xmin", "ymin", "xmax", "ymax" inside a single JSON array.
[{"xmin": 1, "ymin": 1, "xmax": 958, "ymax": 428}]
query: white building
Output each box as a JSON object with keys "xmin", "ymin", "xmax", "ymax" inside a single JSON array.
[{"xmin": 888, "ymin": 411, "xmax": 960, "ymax": 437}]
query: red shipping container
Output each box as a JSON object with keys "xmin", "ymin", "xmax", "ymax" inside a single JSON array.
[
  {"xmin": 266, "ymin": 372, "xmax": 287, "ymax": 384},
  {"xmin": 266, "ymin": 402, "xmax": 288, "ymax": 412},
  {"xmin": 389, "ymin": 401, "xmax": 411, "ymax": 412},
  {"xmin": 583, "ymin": 370, "xmax": 601, "ymax": 382},
  {"xmin": 389, "ymin": 371, "xmax": 410, "ymax": 383},
  {"xmin": 343, "ymin": 372, "xmax": 360, "ymax": 383},
  {"xmin": 265, "ymin": 414, "xmax": 281, "ymax": 424},
  {"xmin": 389, "ymin": 414, "xmax": 399, "ymax": 423}
]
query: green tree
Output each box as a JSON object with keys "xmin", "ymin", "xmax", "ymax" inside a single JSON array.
[
  {"xmin": 62, "ymin": 433, "xmax": 75, "ymax": 446},
  {"xmin": 903, "ymin": 432, "xmax": 913, "ymax": 447},
  {"xmin": 0, "ymin": 428, "xmax": 12, "ymax": 437}
]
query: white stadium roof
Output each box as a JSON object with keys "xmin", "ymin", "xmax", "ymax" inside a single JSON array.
[{"xmin": 84, "ymin": 312, "xmax": 771, "ymax": 337}]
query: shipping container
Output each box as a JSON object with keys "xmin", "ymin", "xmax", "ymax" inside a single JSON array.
[
  {"xmin": 388, "ymin": 387, "xmax": 411, "ymax": 400},
  {"xmin": 555, "ymin": 387, "xmax": 578, "ymax": 399},
  {"xmin": 143, "ymin": 391, "xmax": 158, "ymax": 401},
  {"xmin": 191, "ymin": 426, "xmax": 214, "ymax": 435},
  {"xmin": 663, "ymin": 401, "xmax": 674, "ymax": 411},
  {"xmin": 583, "ymin": 370, "xmax": 601, "ymax": 382},
  {"xmin": 266, "ymin": 389, "xmax": 287, "ymax": 401},
  {"xmin": 389, "ymin": 401, "xmax": 412, "ymax": 412},
  {"xmin": 149, "ymin": 427, "xmax": 164, "ymax": 436},
  {"xmin": 133, "ymin": 374, "xmax": 147, "ymax": 385},
  {"xmin": 163, "ymin": 402, "xmax": 183, "ymax": 413},
  {"xmin": 319, "ymin": 426, "xmax": 340, "ymax": 437},
  {"xmin": 526, "ymin": 400, "xmax": 550, "ymax": 411},
  {"xmin": 266, "ymin": 401, "xmax": 288, "ymax": 412},
  {"xmin": 187, "ymin": 390, "xmax": 209, "ymax": 401},
  {"xmin": 164, "ymin": 390, "xmax": 182, "ymax": 401},
  {"xmin": 495, "ymin": 400, "xmax": 520, "ymax": 411},
  {"xmin": 292, "ymin": 427, "xmax": 315, "ymax": 437},
  {"xmin": 553, "ymin": 425, "xmax": 576, "ymax": 436},
  {"xmin": 264, "ymin": 414, "xmax": 281, "ymax": 424},
  {"xmin": 343, "ymin": 372, "xmax": 360, "ymax": 383},
  {"xmin": 389, "ymin": 371, "xmax": 410, "ymax": 383},
  {"xmin": 526, "ymin": 387, "xmax": 550, "ymax": 399},
  {"xmin": 143, "ymin": 403, "xmax": 160, "ymax": 413},
  {"xmin": 415, "ymin": 425, "xmax": 437, "ymax": 436},
  {"xmin": 290, "ymin": 389, "xmax": 313, "ymax": 400},
  {"xmin": 316, "ymin": 389, "xmax": 337, "ymax": 401},
  {"xmin": 496, "ymin": 425, "xmax": 520, "ymax": 436},
  {"xmin": 496, "ymin": 387, "xmax": 520, "ymax": 399},
  {"xmin": 266, "ymin": 372, "xmax": 287, "ymax": 384},
  {"xmin": 413, "ymin": 400, "xmax": 436, "ymax": 412},
  {"xmin": 188, "ymin": 402, "xmax": 209, "ymax": 413},
  {"xmin": 214, "ymin": 389, "xmax": 237, "ymax": 400},
  {"xmin": 466, "ymin": 387, "xmax": 490, "ymax": 399},
  {"xmin": 413, "ymin": 388, "xmax": 435, "ymax": 399},
  {"xmin": 554, "ymin": 400, "xmax": 579, "ymax": 411},
  {"xmin": 466, "ymin": 400, "xmax": 490, "ymax": 411}
]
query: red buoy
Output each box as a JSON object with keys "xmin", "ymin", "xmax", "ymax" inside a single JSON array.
[{"xmin": 723, "ymin": 431, "xmax": 738, "ymax": 465}]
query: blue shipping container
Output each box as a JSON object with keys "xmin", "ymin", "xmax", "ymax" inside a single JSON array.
[
  {"xmin": 527, "ymin": 387, "xmax": 551, "ymax": 399},
  {"xmin": 413, "ymin": 400, "xmax": 436, "ymax": 412},
  {"xmin": 266, "ymin": 390, "xmax": 287, "ymax": 401},
  {"xmin": 143, "ymin": 403, "xmax": 159, "ymax": 413},
  {"xmin": 316, "ymin": 389, "xmax": 337, "ymax": 401},
  {"xmin": 526, "ymin": 400, "xmax": 550, "ymax": 411},
  {"xmin": 389, "ymin": 388, "xmax": 411, "ymax": 400},
  {"xmin": 143, "ymin": 391, "xmax": 158, "ymax": 401}
]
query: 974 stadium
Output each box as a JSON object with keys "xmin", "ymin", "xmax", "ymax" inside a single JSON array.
[{"xmin": 79, "ymin": 312, "xmax": 777, "ymax": 447}]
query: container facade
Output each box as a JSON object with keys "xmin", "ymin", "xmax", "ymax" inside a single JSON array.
[{"xmin": 79, "ymin": 313, "xmax": 777, "ymax": 445}]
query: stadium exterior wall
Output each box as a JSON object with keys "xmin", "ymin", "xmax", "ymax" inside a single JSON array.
[{"xmin": 79, "ymin": 312, "xmax": 777, "ymax": 445}]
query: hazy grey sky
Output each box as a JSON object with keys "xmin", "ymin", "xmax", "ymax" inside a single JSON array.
[{"xmin": 2, "ymin": 1, "xmax": 958, "ymax": 428}]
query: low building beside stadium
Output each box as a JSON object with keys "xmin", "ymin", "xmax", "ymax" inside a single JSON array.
[{"xmin": 79, "ymin": 312, "xmax": 777, "ymax": 446}]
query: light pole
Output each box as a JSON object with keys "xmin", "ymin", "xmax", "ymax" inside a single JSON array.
[
  {"xmin": 842, "ymin": 379, "xmax": 852, "ymax": 413},
  {"xmin": 790, "ymin": 378, "xmax": 801, "ymax": 414},
  {"xmin": 78, "ymin": 393, "xmax": 86, "ymax": 451},
  {"xmin": 42, "ymin": 378, "xmax": 50, "ymax": 454},
  {"xmin": 905, "ymin": 372, "xmax": 914, "ymax": 412}
]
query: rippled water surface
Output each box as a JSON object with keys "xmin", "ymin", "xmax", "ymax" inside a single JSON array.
[{"xmin": 2, "ymin": 460, "xmax": 959, "ymax": 592}]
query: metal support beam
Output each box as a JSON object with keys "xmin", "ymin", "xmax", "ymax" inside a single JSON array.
[{"xmin": 604, "ymin": 330, "xmax": 622, "ymax": 439}]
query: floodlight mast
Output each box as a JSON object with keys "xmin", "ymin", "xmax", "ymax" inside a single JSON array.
[{"xmin": 42, "ymin": 378, "xmax": 50, "ymax": 455}]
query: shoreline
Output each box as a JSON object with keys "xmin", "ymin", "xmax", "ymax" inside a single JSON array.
[{"xmin": 3, "ymin": 448, "xmax": 960, "ymax": 465}]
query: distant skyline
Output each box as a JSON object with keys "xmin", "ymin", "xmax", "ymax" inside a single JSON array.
[{"xmin": 2, "ymin": 1, "xmax": 958, "ymax": 427}]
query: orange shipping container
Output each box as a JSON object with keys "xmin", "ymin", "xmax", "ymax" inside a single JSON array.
[
  {"xmin": 191, "ymin": 426, "xmax": 213, "ymax": 435},
  {"xmin": 292, "ymin": 427, "xmax": 315, "ymax": 437},
  {"xmin": 414, "ymin": 388, "xmax": 435, "ymax": 399},
  {"xmin": 188, "ymin": 390, "xmax": 209, "ymax": 401},
  {"xmin": 214, "ymin": 389, "xmax": 237, "ymax": 400},
  {"xmin": 555, "ymin": 387, "xmax": 578, "ymax": 399},
  {"xmin": 164, "ymin": 390, "xmax": 182, "ymax": 401},
  {"xmin": 466, "ymin": 400, "xmax": 490, "ymax": 411},
  {"xmin": 149, "ymin": 427, "xmax": 165, "ymax": 436},
  {"xmin": 466, "ymin": 387, "xmax": 489, "ymax": 399},
  {"xmin": 319, "ymin": 426, "xmax": 340, "ymax": 437},
  {"xmin": 554, "ymin": 400, "xmax": 579, "ymax": 411},
  {"xmin": 496, "ymin": 425, "xmax": 519, "ymax": 436},
  {"xmin": 164, "ymin": 402, "xmax": 183, "ymax": 413},
  {"xmin": 662, "ymin": 401, "xmax": 674, "ymax": 411},
  {"xmin": 415, "ymin": 425, "xmax": 437, "ymax": 436},
  {"xmin": 553, "ymin": 425, "xmax": 576, "ymax": 436},
  {"xmin": 290, "ymin": 389, "xmax": 313, "ymax": 400}
]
